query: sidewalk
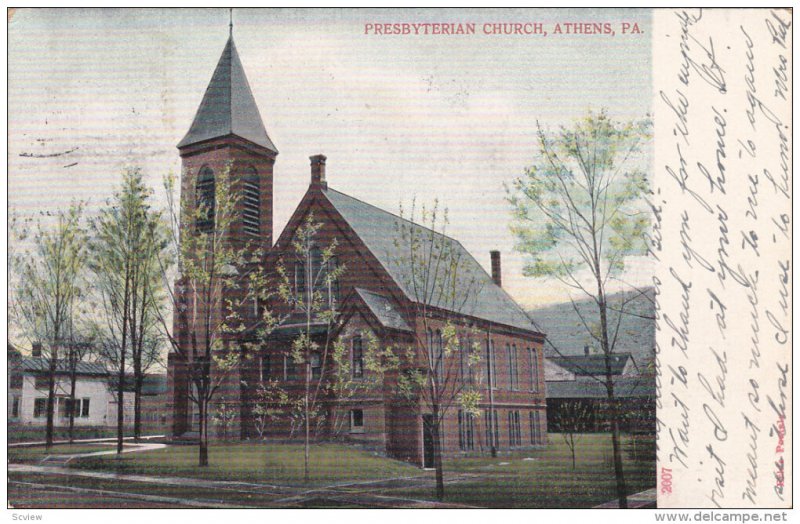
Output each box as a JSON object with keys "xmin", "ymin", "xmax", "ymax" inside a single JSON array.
[
  {"xmin": 8, "ymin": 463, "xmax": 478, "ymax": 508},
  {"xmin": 9, "ymin": 435, "xmax": 165, "ymax": 448},
  {"xmin": 38, "ymin": 442, "xmax": 168, "ymax": 465},
  {"xmin": 593, "ymin": 487, "xmax": 658, "ymax": 508}
]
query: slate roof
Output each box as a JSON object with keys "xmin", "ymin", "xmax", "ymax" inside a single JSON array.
[
  {"xmin": 549, "ymin": 353, "xmax": 632, "ymax": 377},
  {"xmin": 546, "ymin": 376, "xmax": 655, "ymax": 399},
  {"xmin": 322, "ymin": 187, "xmax": 540, "ymax": 333},
  {"xmin": 178, "ymin": 36, "xmax": 277, "ymax": 152},
  {"xmin": 17, "ymin": 357, "xmax": 108, "ymax": 377},
  {"xmin": 528, "ymin": 289, "xmax": 655, "ymax": 368},
  {"xmin": 354, "ymin": 288, "xmax": 413, "ymax": 332}
]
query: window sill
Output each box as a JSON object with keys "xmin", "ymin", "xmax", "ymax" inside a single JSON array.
[{"xmin": 349, "ymin": 428, "xmax": 365, "ymax": 434}]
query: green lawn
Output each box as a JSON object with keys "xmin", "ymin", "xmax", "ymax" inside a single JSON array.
[
  {"xmin": 9, "ymin": 444, "xmax": 124, "ymax": 462},
  {"xmin": 10, "ymin": 434, "xmax": 654, "ymax": 508},
  {"xmin": 383, "ymin": 433, "xmax": 655, "ymax": 508},
  {"xmin": 72, "ymin": 442, "xmax": 423, "ymax": 487},
  {"xmin": 8, "ymin": 425, "xmax": 162, "ymax": 443}
]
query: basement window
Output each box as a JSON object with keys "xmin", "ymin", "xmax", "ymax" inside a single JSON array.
[{"xmin": 350, "ymin": 409, "xmax": 364, "ymax": 433}]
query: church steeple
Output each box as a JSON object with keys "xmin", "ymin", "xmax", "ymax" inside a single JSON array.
[{"xmin": 178, "ymin": 35, "xmax": 277, "ymax": 153}]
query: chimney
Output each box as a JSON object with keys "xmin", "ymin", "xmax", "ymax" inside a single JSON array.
[
  {"xmin": 32, "ymin": 343, "xmax": 42, "ymax": 358},
  {"xmin": 490, "ymin": 250, "xmax": 502, "ymax": 287},
  {"xmin": 310, "ymin": 154, "xmax": 327, "ymax": 190},
  {"xmin": 584, "ymin": 345, "xmax": 590, "ymax": 356}
]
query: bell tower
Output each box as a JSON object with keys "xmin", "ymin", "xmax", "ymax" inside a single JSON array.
[
  {"xmin": 168, "ymin": 30, "xmax": 277, "ymax": 439},
  {"xmin": 177, "ymin": 33, "xmax": 278, "ymax": 248}
]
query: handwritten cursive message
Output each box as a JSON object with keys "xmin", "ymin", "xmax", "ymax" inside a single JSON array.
[{"xmin": 654, "ymin": 8, "xmax": 791, "ymax": 508}]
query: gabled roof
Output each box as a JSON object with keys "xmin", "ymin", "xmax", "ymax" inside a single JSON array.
[
  {"xmin": 354, "ymin": 288, "xmax": 413, "ymax": 332},
  {"xmin": 178, "ymin": 36, "xmax": 277, "ymax": 152},
  {"xmin": 17, "ymin": 357, "xmax": 108, "ymax": 377},
  {"xmin": 549, "ymin": 353, "xmax": 632, "ymax": 377},
  {"xmin": 322, "ymin": 187, "xmax": 539, "ymax": 334}
]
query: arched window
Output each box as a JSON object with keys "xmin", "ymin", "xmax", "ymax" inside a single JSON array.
[
  {"xmin": 196, "ymin": 166, "xmax": 215, "ymax": 232},
  {"xmin": 242, "ymin": 166, "xmax": 260, "ymax": 236}
]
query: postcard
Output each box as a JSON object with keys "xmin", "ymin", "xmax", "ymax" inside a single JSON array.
[{"xmin": 6, "ymin": 7, "xmax": 792, "ymax": 516}]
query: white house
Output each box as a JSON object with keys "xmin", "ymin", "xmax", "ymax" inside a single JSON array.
[{"xmin": 8, "ymin": 350, "xmax": 133, "ymax": 428}]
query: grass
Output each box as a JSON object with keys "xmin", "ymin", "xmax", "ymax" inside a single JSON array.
[
  {"xmin": 8, "ymin": 424, "xmax": 162, "ymax": 443},
  {"xmin": 380, "ymin": 433, "xmax": 655, "ymax": 508},
  {"xmin": 9, "ymin": 434, "xmax": 655, "ymax": 508},
  {"xmin": 8, "ymin": 472, "xmax": 370, "ymax": 508},
  {"xmin": 71, "ymin": 441, "xmax": 423, "ymax": 487},
  {"xmin": 9, "ymin": 444, "xmax": 125, "ymax": 462},
  {"xmin": 7, "ymin": 472, "xmax": 283, "ymax": 507}
]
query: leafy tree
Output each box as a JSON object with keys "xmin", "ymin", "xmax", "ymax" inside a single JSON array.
[
  {"xmin": 507, "ymin": 108, "xmax": 652, "ymax": 508},
  {"xmin": 10, "ymin": 203, "xmax": 87, "ymax": 448},
  {"xmin": 273, "ymin": 215, "xmax": 345, "ymax": 483},
  {"xmin": 90, "ymin": 168, "xmax": 167, "ymax": 453},
  {"xmin": 155, "ymin": 165, "xmax": 262, "ymax": 467},
  {"xmin": 550, "ymin": 400, "xmax": 592, "ymax": 470},
  {"xmin": 391, "ymin": 199, "xmax": 484, "ymax": 501}
]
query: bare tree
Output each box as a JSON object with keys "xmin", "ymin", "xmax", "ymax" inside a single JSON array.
[
  {"xmin": 550, "ymin": 400, "xmax": 592, "ymax": 470},
  {"xmin": 391, "ymin": 199, "xmax": 484, "ymax": 501},
  {"xmin": 507, "ymin": 108, "xmax": 652, "ymax": 508},
  {"xmin": 274, "ymin": 215, "xmax": 345, "ymax": 483}
]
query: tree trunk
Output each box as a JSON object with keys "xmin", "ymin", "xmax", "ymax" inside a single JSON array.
[
  {"xmin": 610, "ymin": 407, "xmax": 627, "ymax": 508},
  {"xmin": 595, "ymin": 262, "xmax": 627, "ymax": 509},
  {"xmin": 304, "ymin": 393, "xmax": 310, "ymax": 483},
  {"xmin": 45, "ymin": 344, "xmax": 58, "ymax": 449},
  {"xmin": 117, "ymin": 353, "xmax": 125, "ymax": 455},
  {"xmin": 199, "ymin": 398, "xmax": 209, "ymax": 467},
  {"xmin": 570, "ymin": 434, "xmax": 576, "ymax": 470},
  {"xmin": 68, "ymin": 370, "xmax": 77, "ymax": 444},
  {"xmin": 432, "ymin": 404, "xmax": 445, "ymax": 501},
  {"xmin": 134, "ymin": 374, "xmax": 142, "ymax": 441}
]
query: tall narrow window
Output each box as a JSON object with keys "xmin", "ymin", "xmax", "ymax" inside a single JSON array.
[
  {"xmin": 294, "ymin": 261, "xmax": 306, "ymax": 304},
  {"xmin": 529, "ymin": 347, "xmax": 538, "ymax": 392},
  {"xmin": 511, "ymin": 344, "xmax": 518, "ymax": 390},
  {"xmin": 352, "ymin": 336, "xmax": 364, "ymax": 378},
  {"xmin": 509, "ymin": 410, "xmax": 521, "ymax": 446},
  {"xmin": 458, "ymin": 410, "xmax": 475, "ymax": 451},
  {"xmin": 460, "ymin": 334, "xmax": 467, "ymax": 383},
  {"xmin": 81, "ymin": 398, "xmax": 90, "ymax": 418},
  {"xmin": 34, "ymin": 398, "xmax": 47, "ymax": 418},
  {"xmin": 434, "ymin": 329, "xmax": 444, "ymax": 381},
  {"xmin": 530, "ymin": 410, "xmax": 542, "ymax": 445},
  {"xmin": 11, "ymin": 396, "xmax": 20, "ymax": 418},
  {"xmin": 486, "ymin": 339, "xmax": 496, "ymax": 389},
  {"xmin": 260, "ymin": 354, "xmax": 271, "ymax": 382},
  {"xmin": 311, "ymin": 352, "xmax": 322, "ymax": 379},
  {"xmin": 196, "ymin": 166, "xmax": 215, "ymax": 232},
  {"xmin": 242, "ymin": 166, "xmax": 260, "ymax": 236}
]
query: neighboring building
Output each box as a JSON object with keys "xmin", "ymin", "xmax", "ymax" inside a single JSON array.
[
  {"xmin": 528, "ymin": 290, "xmax": 655, "ymax": 434},
  {"xmin": 139, "ymin": 374, "xmax": 170, "ymax": 434},
  {"xmin": 166, "ymin": 34, "xmax": 547, "ymax": 467},
  {"xmin": 8, "ymin": 343, "xmax": 168, "ymax": 433},
  {"xmin": 8, "ymin": 350, "xmax": 114, "ymax": 428}
]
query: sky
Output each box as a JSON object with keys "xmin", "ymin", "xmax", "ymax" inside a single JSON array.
[{"xmin": 8, "ymin": 8, "xmax": 653, "ymax": 308}]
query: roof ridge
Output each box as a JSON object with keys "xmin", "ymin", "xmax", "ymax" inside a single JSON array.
[{"xmin": 324, "ymin": 186, "xmax": 463, "ymax": 245}]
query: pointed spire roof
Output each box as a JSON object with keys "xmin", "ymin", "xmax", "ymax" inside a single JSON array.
[{"xmin": 178, "ymin": 36, "xmax": 277, "ymax": 153}]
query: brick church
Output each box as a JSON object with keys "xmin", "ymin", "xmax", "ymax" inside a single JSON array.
[{"xmin": 166, "ymin": 33, "xmax": 547, "ymax": 467}]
